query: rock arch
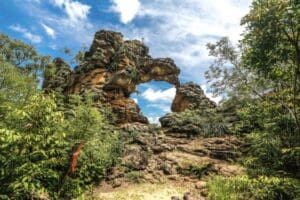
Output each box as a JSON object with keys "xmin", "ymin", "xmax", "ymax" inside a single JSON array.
[
  {"xmin": 44, "ymin": 30, "xmax": 218, "ymax": 124},
  {"xmin": 44, "ymin": 30, "xmax": 180, "ymax": 124}
]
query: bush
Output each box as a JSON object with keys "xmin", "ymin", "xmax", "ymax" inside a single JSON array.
[
  {"xmin": 243, "ymin": 132, "xmax": 283, "ymax": 176},
  {"xmin": 0, "ymin": 93, "xmax": 120, "ymax": 199},
  {"xmin": 125, "ymin": 171, "xmax": 145, "ymax": 183},
  {"xmin": 178, "ymin": 162, "xmax": 213, "ymax": 179},
  {"xmin": 207, "ymin": 175, "xmax": 299, "ymax": 200},
  {"xmin": 281, "ymin": 147, "xmax": 300, "ymax": 178},
  {"xmin": 160, "ymin": 108, "xmax": 229, "ymax": 137}
]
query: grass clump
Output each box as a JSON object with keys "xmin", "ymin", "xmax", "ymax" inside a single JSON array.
[
  {"xmin": 125, "ymin": 171, "xmax": 145, "ymax": 183},
  {"xmin": 178, "ymin": 162, "xmax": 213, "ymax": 178},
  {"xmin": 207, "ymin": 175, "xmax": 300, "ymax": 200}
]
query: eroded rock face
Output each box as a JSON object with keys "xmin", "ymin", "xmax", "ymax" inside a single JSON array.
[
  {"xmin": 171, "ymin": 82, "xmax": 216, "ymax": 112},
  {"xmin": 44, "ymin": 30, "xmax": 180, "ymax": 124}
]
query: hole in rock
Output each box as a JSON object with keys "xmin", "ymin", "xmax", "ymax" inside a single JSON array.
[{"xmin": 130, "ymin": 81, "xmax": 176, "ymax": 124}]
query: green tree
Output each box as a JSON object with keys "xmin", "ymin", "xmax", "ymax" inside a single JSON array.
[
  {"xmin": 205, "ymin": 37, "xmax": 272, "ymax": 102},
  {"xmin": 241, "ymin": 0, "xmax": 300, "ymax": 132},
  {"xmin": 0, "ymin": 33, "xmax": 120, "ymax": 199},
  {"xmin": 0, "ymin": 33, "xmax": 50, "ymax": 77}
]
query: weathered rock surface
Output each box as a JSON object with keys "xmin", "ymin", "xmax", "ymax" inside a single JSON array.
[
  {"xmin": 44, "ymin": 30, "xmax": 180, "ymax": 124},
  {"xmin": 93, "ymin": 123, "xmax": 245, "ymax": 199},
  {"xmin": 172, "ymin": 82, "xmax": 216, "ymax": 112}
]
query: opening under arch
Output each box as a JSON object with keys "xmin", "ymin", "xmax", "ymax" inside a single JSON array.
[{"xmin": 130, "ymin": 81, "xmax": 176, "ymax": 124}]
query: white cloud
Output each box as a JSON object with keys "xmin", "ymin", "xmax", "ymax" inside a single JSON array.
[
  {"xmin": 141, "ymin": 87, "xmax": 176, "ymax": 102},
  {"xmin": 116, "ymin": 0, "xmax": 251, "ymax": 83},
  {"xmin": 41, "ymin": 23, "xmax": 56, "ymax": 39},
  {"xmin": 201, "ymin": 84, "xmax": 223, "ymax": 104},
  {"xmin": 22, "ymin": 0, "xmax": 94, "ymax": 45},
  {"xmin": 9, "ymin": 24, "xmax": 42, "ymax": 43},
  {"xmin": 51, "ymin": 0, "xmax": 91, "ymax": 23},
  {"xmin": 132, "ymin": 98, "xmax": 138, "ymax": 104},
  {"xmin": 110, "ymin": 0, "xmax": 141, "ymax": 24},
  {"xmin": 148, "ymin": 116, "xmax": 160, "ymax": 124}
]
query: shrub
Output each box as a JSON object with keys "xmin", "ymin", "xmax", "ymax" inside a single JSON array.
[
  {"xmin": 160, "ymin": 109, "xmax": 229, "ymax": 137},
  {"xmin": 281, "ymin": 147, "xmax": 300, "ymax": 178},
  {"xmin": 0, "ymin": 93, "xmax": 120, "ymax": 199},
  {"xmin": 125, "ymin": 171, "xmax": 145, "ymax": 183},
  {"xmin": 178, "ymin": 162, "xmax": 213, "ymax": 178},
  {"xmin": 243, "ymin": 132, "xmax": 283, "ymax": 176},
  {"xmin": 207, "ymin": 175, "xmax": 299, "ymax": 200}
]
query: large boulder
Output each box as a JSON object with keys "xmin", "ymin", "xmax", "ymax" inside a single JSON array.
[{"xmin": 171, "ymin": 82, "xmax": 216, "ymax": 112}]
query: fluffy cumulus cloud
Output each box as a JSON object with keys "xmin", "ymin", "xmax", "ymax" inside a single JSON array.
[
  {"xmin": 110, "ymin": 0, "xmax": 141, "ymax": 24},
  {"xmin": 20, "ymin": 0, "xmax": 94, "ymax": 46},
  {"xmin": 9, "ymin": 24, "xmax": 42, "ymax": 43},
  {"xmin": 139, "ymin": 87, "xmax": 176, "ymax": 123},
  {"xmin": 41, "ymin": 23, "xmax": 56, "ymax": 39},
  {"xmin": 115, "ymin": 0, "xmax": 251, "ymax": 83},
  {"xmin": 141, "ymin": 87, "xmax": 176, "ymax": 102},
  {"xmin": 51, "ymin": 0, "xmax": 91, "ymax": 23}
]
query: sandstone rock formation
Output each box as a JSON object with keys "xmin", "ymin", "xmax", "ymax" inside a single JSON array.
[
  {"xmin": 44, "ymin": 30, "xmax": 180, "ymax": 124},
  {"xmin": 93, "ymin": 122, "xmax": 245, "ymax": 199},
  {"xmin": 171, "ymin": 82, "xmax": 216, "ymax": 112}
]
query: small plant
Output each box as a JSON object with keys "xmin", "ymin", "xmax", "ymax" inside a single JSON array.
[
  {"xmin": 178, "ymin": 162, "xmax": 213, "ymax": 178},
  {"xmin": 207, "ymin": 175, "xmax": 300, "ymax": 200},
  {"xmin": 125, "ymin": 171, "xmax": 145, "ymax": 183}
]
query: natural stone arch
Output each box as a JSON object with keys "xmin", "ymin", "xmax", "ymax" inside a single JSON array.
[
  {"xmin": 43, "ymin": 30, "xmax": 217, "ymax": 124},
  {"xmin": 44, "ymin": 30, "xmax": 180, "ymax": 124}
]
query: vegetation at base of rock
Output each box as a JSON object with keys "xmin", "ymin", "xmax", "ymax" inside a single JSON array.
[
  {"xmin": 204, "ymin": 0, "xmax": 300, "ymax": 198},
  {"xmin": 125, "ymin": 171, "xmax": 145, "ymax": 183},
  {"xmin": 160, "ymin": 108, "xmax": 229, "ymax": 137},
  {"xmin": 0, "ymin": 35, "xmax": 121, "ymax": 199},
  {"xmin": 207, "ymin": 175, "xmax": 300, "ymax": 200},
  {"xmin": 1, "ymin": 0, "xmax": 300, "ymax": 198},
  {"xmin": 178, "ymin": 162, "xmax": 213, "ymax": 179}
]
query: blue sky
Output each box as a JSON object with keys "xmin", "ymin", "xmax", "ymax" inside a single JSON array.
[{"xmin": 0, "ymin": 0, "xmax": 251, "ymax": 123}]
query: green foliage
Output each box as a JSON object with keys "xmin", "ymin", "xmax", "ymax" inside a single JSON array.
[
  {"xmin": 0, "ymin": 33, "xmax": 50, "ymax": 75},
  {"xmin": 207, "ymin": 175, "xmax": 300, "ymax": 200},
  {"xmin": 205, "ymin": 37, "xmax": 272, "ymax": 102},
  {"xmin": 235, "ymin": 95, "xmax": 299, "ymax": 140},
  {"xmin": 241, "ymin": 0, "xmax": 300, "ymax": 132},
  {"xmin": 178, "ymin": 162, "xmax": 213, "ymax": 179},
  {"xmin": 0, "ymin": 61, "xmax": 37, "ymax": 107},
  {"xmin": 243, "ymin": 132, "xmax": 283, "ymax": 176},
  {"xmin": 241, "ymin": 0, "xmax": 299, "ymax": 78},
  {"xmin": 0, "ymin": 92, "xmax": 120, "ymax": 199},
  {"xmin": 163, "ymin": 109, "xmax": 229, "ymax": 137},
  {"xmin": 43, "ymin": 58, "xmax": 72, "ymax": 93},
  {"xmin": 125, "ymin": 171, "xmax": 145, "ymax": 183},
  {"xmin": 281, "ymin": 147, "xmax": 300, "ymax": 178},
  {"xmin": 205, "ymin": 0, "xmax": 300, "ymax": 181},
  {"xmin": 0, "ymin": 55, "xmax": 121, "ymax": 199}
]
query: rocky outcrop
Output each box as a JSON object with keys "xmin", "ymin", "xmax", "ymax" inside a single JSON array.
[
  {"xmin": 172, "ymin": 82, "xmax": 216, "ymax": 112},
  {"xmin": 94, "ymin": 123, "xmax": 245, "ymax": 199},
  {"xmin": 44, "ymin": 30, "xmax": 180, "ymax": 124}
]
